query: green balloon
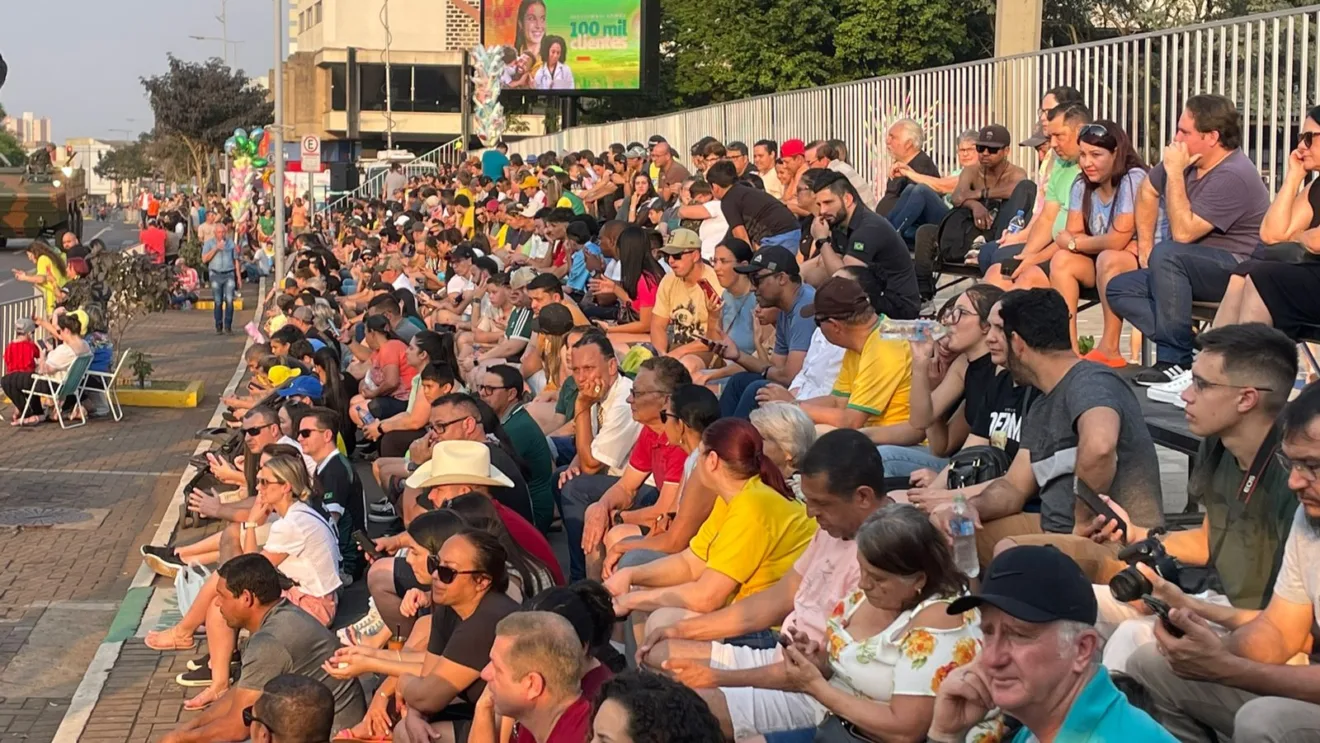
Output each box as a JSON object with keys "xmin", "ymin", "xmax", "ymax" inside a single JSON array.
[
  {"xmin": 252, "ymin": 157, "xmax": 268, "ymax": 168},
  {"xmin": 234, "ymin": 134, "xmax": 250, "ymax": 150}
]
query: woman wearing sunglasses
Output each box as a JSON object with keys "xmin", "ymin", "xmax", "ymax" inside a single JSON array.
[
  {"xmin": 1212, "ymin": 106, "xmax": 1320, "ymax": 337},
  {"xmin": 327, "ymin": 509, "xmax": 468, "ymax": 741},
  {"xmin": 1045, "ymin": 120, "xmax": 1149, "ymax": 365},
  {"xmin": 147, "ymin": 448, "xmax": 341, "ymax": 711}
]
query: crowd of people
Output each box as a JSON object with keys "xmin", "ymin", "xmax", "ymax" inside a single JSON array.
[{"xmin": 116, "ymin": 85, "xmax": 1320, "ymax": 743}]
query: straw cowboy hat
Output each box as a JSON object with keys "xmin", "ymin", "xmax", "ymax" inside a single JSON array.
[{"xmin": 405, "ymin": 440, "xmax": 515, "ymax": 490}]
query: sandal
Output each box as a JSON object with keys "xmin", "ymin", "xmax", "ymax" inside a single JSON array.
[
  {"xmin": 1081, "ymin": 348, "xmax": 1128, "ymax": 369},
  {"xmin": 15, "ymin": 416, "xmax": 41, "ymax": 427},
  {"xmin": 183, "ymin": 685, "xmax": 226, "ymax": 711},
  {"xmin": 144, "ymin": 628, "xmax": 197, "ymax": 651}
]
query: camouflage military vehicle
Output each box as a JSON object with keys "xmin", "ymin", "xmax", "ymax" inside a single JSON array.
[{"xmin": 0, "ymin": 156, "xmax": 85, "ymax": 249}]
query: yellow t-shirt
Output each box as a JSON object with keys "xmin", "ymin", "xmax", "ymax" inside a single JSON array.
[
  {"xmin": 831, "ymin": 321, "xmax": 913, "ymax": 427},
  {"xmin": 653, "ymin": 263, "xmax": 722, "ymax": 348},
  {"xmin": 35, "ymin": 255, "xmax": 67, "ymax": 312},
  {"xmin": 688, "ymin": 476, "xmax": 817, "ymax": 604}
]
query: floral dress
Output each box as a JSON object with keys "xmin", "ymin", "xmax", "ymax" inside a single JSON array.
[{"xmin": 821, "ymin": 589, "xmax": 1005, "ymax": 743}]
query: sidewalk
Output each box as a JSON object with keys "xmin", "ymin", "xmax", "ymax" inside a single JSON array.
[{"xmin": 0, "ymin": 290, "xmax": 257, "ymax": 743}]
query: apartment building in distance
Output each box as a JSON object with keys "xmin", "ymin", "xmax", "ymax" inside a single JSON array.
[
  {"xmin": 2, "ymin": 112, "xmax": 53, "ymax": 148},
  {"xmin": 283, "ymin": 0, "xmax": 545, "ymax": 164}
]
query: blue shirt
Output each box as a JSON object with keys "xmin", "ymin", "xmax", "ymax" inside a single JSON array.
[
  {"xmin": 721, "ymin": 289, "xmax": 757, "ymax": 355},
  {"xmin": 774, "ymin": 283, "xmax": 816, "ymax": 356},
  {"xmin": 204, "ymin": 237, "xmax": 238, "ymax": 273},
  {"xmin": 1010, "ymin": 668, "xmax": 1176, "ymax": 743},
  {"xmin": 482, "ymin": 150, "xmax": 511, "ymax": 181},
  {"xmin": 565, "ymin": 241, "xmax": 602, "ymax": 292}
]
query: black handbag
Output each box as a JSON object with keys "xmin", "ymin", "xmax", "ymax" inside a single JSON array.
[
  {"xmin": 1261, "ymin": 241, "xmax": 1320, "ymax": 264},
  {"xmin": 946, "ymin": 445, "xmax": 1012, "ymax": 489}
]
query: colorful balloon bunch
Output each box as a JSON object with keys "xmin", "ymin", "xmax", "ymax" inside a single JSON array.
[
  {"xmin": 470, "ymin": 45, "xmax": 508, "ymax": 146},
  {"xmin": 223, "ymin": 126, "xmax": 274, "ymax": 220}
]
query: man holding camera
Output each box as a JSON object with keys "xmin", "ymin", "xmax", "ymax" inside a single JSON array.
[
  {"xmin": 1124, "ymin": 378, "xmax": 1320, "ymax": 742},
  {"xmin": 1080, "ymin": 325, "xmax": 1299, "ymax": 674}
]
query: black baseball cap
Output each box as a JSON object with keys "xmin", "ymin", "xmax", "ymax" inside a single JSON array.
[
  {"xmin": 647, "ymin": 134, "xmax": 667, "ymax": 148},
  {"xmin": 735, "ymin": 245, "xmax": 800, "ymax": 279},
  {"xmin": 531, "ymin": 302, "xmax": 574, "ymax": 335},
  {"xmin": 946, "ymin": 545, "xmax": 1098, "ymax": 625},
  {"xmin": 975, "ymin": 125, "xmax": 1012, "ymax": 149}
]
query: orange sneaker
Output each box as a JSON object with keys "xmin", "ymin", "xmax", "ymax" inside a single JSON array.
[{"xmin": 1082, "ymin": 349, "xmax": 1128, "ymax": 369}]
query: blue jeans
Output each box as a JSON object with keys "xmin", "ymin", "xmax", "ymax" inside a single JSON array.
[
  {"xmin": 887, "ymin": 184, "xmax": 950, "ymax": 243},
  {"xmin": 877, "ymin": 445, "xmax": 948, "ymax": 479},
  {"xmin": 760, "ymin": 228, "xmax": 803, "ymax": 254},
  {"xmin": 719, "ymin": 371, "xmax": 771, "ymax": 419},
  {"xmin": 1105, "ymin": 240, "xmax": 1245, "ymax": 365},
  {"xmin": 560, "ymin": 474, "xmax": 659, "ymax": 580},
  {"xmin": 548, "ymin": 435, "xmax": 577, "ymax": 468},
  {"xmin": 209, "ymin": 270, "xmax": 236, "ymax": 330}
]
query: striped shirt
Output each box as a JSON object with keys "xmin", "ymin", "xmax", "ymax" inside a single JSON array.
[{"xmin": 505, "ymin": 306, "xmax": 533, "ymax": 341}]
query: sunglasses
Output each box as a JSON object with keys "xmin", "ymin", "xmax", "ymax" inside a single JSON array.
[
  {"xmin": 426, "ymin": 555, "xmax": 485, "ymax": 584},
  {"xmin": 296, "ymin": 427, "xmax": 325, "ymax": 439},
  {"xmin": 256, "ymin": 476, "xmax": 283, "ymax": 488},
  {"xmin": 659, "ymin": 409, "xmax": 677, "ymax": 424},
  {"xmin": 975, "ymin": 145, "xmax": 1003, "ymax": 154},
  {"xmin": 1301, "ymin": 132, "xmax": 1318, "ymax": 148},
  {"xmin": 1079, "ymin": 123, "xmax": 1117, "ymax": 147},
  {"xmin": 243, "ymin": 706, "xmax": 272, "ymax": 731},
  {"xmin": 242, "ymin": 424, "xmax": 272, "ymax": 437}
]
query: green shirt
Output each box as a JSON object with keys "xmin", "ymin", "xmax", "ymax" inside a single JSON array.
[
  {"xmin": 1193, "ymin": 434, "xmax": 1297, "ymax": 609},
  {"xmin": 554, "ymin": 376, "xmax": 579, "ymax": 421},
  {"xmin": 1045, "ymin": 157, "xmax": 1081, "ymax": 238},
  {"xmin": 259, "ymin": 215, "xmax": 275, "ymax": 236},
  {"xmin": 501, "ymin": 404, "xmax": 556, "ymax": 532},
  {"xmin": 1010, "ymin": 669, "xmax": 1175, "ymax": 742},
  {"xmin": 505, "ymin": 306, "xmax": 534, "ymax": 341}
]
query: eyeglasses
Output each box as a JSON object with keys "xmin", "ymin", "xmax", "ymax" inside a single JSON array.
[
  {"xmin": 1190, "ymin": 374, "xmax": 1275, "ymax": 394},
  {"xmin": 296, "ymin": 427, "xmax": 324, "ymax": 439},
  {"xmin": 242, "ymin": 423, "xmax": 273, "ymax": 437},
  {"xmin": 627, "ymin": 388, "xmax": 668, "ymax": 401},
  {"xmin": 477, "ymin": 384, "xmax": 511, "ymax": 395},
  {"xmin": 1300, "ymin": 132, "xmax": 1318, "ymax": 148},
  {"xmin": 426, "ymin": 555, "xmax": 485, "ymax": 583},
  {"xmin": 814, "ymin": 316, "xmax": 839, "ymax": 328},
  {"xmin": 242, "ymin": 706, "xmax": 272, "ymax": 731},
  {"xmin": 430, "ymin": 416, "xmax": 472, "ymax": 435},
  {"xmin": 975, "ymin": 145, "xmax": 1003, "ymax": 154},
  {"xmin": 749, "ymin": 271, "xmax": 779, "ymax": 286},
  {"xmin": 1275, "ymin": 451, "xmax": 1320, "ymax": 482},
  {"xmin": 940, "ymin": 307, "xmax": 972, "ymax": 326}
]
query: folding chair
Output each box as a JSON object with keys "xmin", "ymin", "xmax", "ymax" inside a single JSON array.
[
  {"xmin": 80, "ymin": 349, "xmax": 131, "ymax": 422},
  {"xmin": 21, "ymin": 353, "xmax": 94, "ymax": 429}
]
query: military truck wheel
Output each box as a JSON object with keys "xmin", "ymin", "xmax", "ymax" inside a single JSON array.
[
  {"xmin": 69, "ymin": 206, "xmax": 83, "ymax": 240},
  {"xmin": 0, "ymin": 238, "xmax": 6, "ymax": 250}
]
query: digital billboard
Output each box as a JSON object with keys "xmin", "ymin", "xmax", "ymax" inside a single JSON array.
[{"xmin": 482, "ymin": 0, "xmax": 650, "ymax": 92}]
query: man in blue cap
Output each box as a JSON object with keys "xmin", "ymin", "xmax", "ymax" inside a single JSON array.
[
  {"xmin": 926, "ymin": 546, "xmax": 1175, "ymax": 742},
  {"xmin": 276, "ymin": 376, "xmax": 323, "ymax": 406}
]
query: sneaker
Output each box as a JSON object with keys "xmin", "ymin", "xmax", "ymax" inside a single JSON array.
[
  {"xmin": 175, "ymin": 658, "xmax": 239, "ymax": 687},
  {"xmin": 368, "ymin": 500, "xmax": 397, "ymax": 523},
  {"xmin": 1147, "ymin": 370, "xmax": 1192, "ymax": 408},
  {"xmin": 337, "ymin": 598, "xmax": 387, "ymax": 647},
  {"xmin": 186, "ymin": 653, "xmax": 209, "ymax": 671},
  {"xmin": 1131, "ymin": 362, "xmax": 1187, "ymax": 387},
  {"xmin": 141, "ymin": 545, "xmax": 185, "ymax": 578}
]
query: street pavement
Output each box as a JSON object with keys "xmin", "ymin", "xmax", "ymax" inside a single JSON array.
[
  {"xmin": 0, "ymin": 288, "xmax": 254, "ymax": 742},
  {"xmin": 0, "ymin": 217, "xmax": 142, "ymax": 305}
]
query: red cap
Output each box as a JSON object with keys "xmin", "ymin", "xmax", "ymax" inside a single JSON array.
[{"xmin": 781, "ymin": 139, "xmax": 806, "ymax": 158}]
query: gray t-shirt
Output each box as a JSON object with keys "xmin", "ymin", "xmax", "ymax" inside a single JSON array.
[
  {"xmin": 1019, "ymin": 361, "xmax": 1164, "ymax": 532},
  {"xmin": 239, "ymin": 600, "xmax": 367, "ymax": 734},
  {"xmin": 1146, "ymin": 150, "xmax": 1269, "ymax": 256},
  {"xmin": 1272, "ymin": 507, "xmax": 1320, "ymax": 636}
]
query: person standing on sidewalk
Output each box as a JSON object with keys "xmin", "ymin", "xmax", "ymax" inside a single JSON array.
[{"xmin": 204, "ymin": 221, "xmax": 243, "ymax": 334}]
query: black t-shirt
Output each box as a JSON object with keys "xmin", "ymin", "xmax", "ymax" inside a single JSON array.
[
  {"xmin": 427, "ymin": 591, "xmax": 520, "ymax": 705},
  {"xmin": 720, "ymin": 183, "xmax": 799, "ymax": 244},
  {"xmin": 316, "ymin": 452, "xmax": 364, "ymax": 578},
  {"xmin": 487, "ymin": 444, "xmax": 536, "ymax": 525},
  {"xmin": 65, "ymin": 243, "xmax": 90, "ymax": 260},
  {"xmin": 970, "ymin": 369, "xmax": 1036, "ymax": 463},
  {"xmin": 883, "ymin": 150, "xmax": 941, "ymax": 201},
  {"xmin": 831, "ymin": 205, "xmax": 920, "ymax": 318},
  {"xmin": 961, "ymin": 353, "xmax": 998, "ymax": 428}
]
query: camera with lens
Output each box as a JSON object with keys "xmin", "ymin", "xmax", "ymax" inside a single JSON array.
[{"xmin": 1108, "ymin": 528, "xmax": 1181, "ymax": 602}]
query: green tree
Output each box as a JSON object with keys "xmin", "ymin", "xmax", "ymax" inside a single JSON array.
[
  {"xmin": 0, "ymin": 103, "xmax": 27, "ymax": 167},
  {"xmin": 141, "ymin": 55, "xmax": 272, "ymax": 190},
  {"xmin": 94, "ymin": 139, "xmax": 153, "ymax": 185}
]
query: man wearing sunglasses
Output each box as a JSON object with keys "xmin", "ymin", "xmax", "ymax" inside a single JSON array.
[
  {"xmin": 299, "ymin": 407, "xmax": 365, "ymax": 581},
  {"xmin": 161, "ymin": 555, "xmax": 365, "ymax": 742},
  {"xmin": 651, "ymin": 228, "xmax": 723, "ymax": 355},
  {"xmin": 244, "ymin": 674, "xmax": 335, "ymax": 743}
]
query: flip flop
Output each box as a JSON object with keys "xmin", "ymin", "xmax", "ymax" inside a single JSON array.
[
  {"xmin": 144, "ymin": 628, "xmax": 197, "ymax": 652},
  {"xmin": 183, "ymin": 685, "xmax": 226, "ymax": 711}
]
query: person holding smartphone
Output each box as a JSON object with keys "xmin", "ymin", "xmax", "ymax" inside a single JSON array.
[{"xmin": 650, "ymin": 229, "xmax": 725, "ymax": 369}]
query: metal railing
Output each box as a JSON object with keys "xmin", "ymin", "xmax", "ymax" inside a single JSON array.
[
  {"xmin": 0, "ymin": 293, "xmax": 48, "ymax": 376},
  {"xmin": 506, "ymin": 5, "xmax": 1320, "ymax": 196},
  {"xmin": 327, "ymin": 138, "xmax": 465, "ymax": 211}
]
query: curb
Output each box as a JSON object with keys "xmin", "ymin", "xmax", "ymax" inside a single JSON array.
[{"xmin": 51, "ymin": 281, "xmax": 266, "ymax": 743}]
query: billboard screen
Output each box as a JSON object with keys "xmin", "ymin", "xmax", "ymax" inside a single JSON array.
[{"xmin": 483, "ymin": 0, "xmax": 646, "ymax": 92}]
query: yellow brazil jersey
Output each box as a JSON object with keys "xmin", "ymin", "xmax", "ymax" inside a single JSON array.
[
  {"xmin": 831, "ymin": 320, "xmax": 913, "ymax": 427},
  {"xmin": 688, "ymin": 476, "xmax": 817, "ymax": 604}
]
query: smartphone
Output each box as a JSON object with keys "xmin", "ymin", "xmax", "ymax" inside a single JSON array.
[
  {"xmin": 697, "ymin": 279, "xmax": 723, "ymax": 308},
  {"xmin": 1142, "ymin": 596, "xmax": 1185, "ymax": 638},
  {"xmin": 353, "ymin": 530, "xmax": 384, "ymax": 560},
  {"xmin": 1073, "ymin": 476, "xmax": 1127, "ymax": 539},
  {"xmin": 1000, "ymin": 257, "xmax": 1022, "ymax": 275}
]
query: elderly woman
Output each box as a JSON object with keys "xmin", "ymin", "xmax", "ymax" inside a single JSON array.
[
  {"xmin": 746, "ymin": 504, "xmax": 1001, "ymax": 743},
  {"xmin": 749, "ymin": 402, "xmax": 818, "ymax": 501}
]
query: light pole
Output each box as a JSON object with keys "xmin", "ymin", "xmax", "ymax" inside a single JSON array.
[
  {"xmin": 272, "ymin": 0, "xmax": 286, "ymax": 281},
  {"xmin": 188, "ymin": 35, "xmax": 245, "ymax": 66}
]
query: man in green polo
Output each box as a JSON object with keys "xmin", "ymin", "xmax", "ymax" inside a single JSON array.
[{"xmin": 478, "ymin": 363, "xmax": 556, "ymax": 532}]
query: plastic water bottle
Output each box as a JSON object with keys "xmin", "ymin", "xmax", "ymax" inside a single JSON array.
[
  {"xmin": 949, "ymin": 494, "xmax": 980, "ymax": 578},
  {"xmin": 1005, "ymin": 210, "xmax": 1026, "ymax": 235}
]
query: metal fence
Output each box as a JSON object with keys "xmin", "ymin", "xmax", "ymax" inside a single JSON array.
[
  {"xmin": 0, "ymin": 293, "xmax": 48, "ymax": 376},
  {"xmin": 506, "ymin": 5, "xmax": 1320, "ymax": 196},
  {"xmin": 327, "ymin": 138, "xmax": 464, "ymax": 211}
]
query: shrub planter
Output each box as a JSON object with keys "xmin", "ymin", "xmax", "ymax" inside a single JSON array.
[
  {"xmin": 117, "ymin": 379, "xmax": 205, "ymax": 408},
  {"xmin": 193, "ymin": 298, "xmax": 245, "ymax": 311}
]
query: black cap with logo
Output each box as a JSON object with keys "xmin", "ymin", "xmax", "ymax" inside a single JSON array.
[
  {"xmin": 946, "ymin": 545, "xmax": 1098, "ymax": 624},
  {"xmin": 735, "ymin": 245, "xmax": 800, "ymax": 279}
]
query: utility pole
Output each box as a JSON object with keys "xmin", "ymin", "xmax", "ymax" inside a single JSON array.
[
  {"xmin": 383, "ymin": 0, "xmax": 394, "ymax": 150},
  {"xmin": 273, "ymin": 0, "xmax": 287, "ymax": 281},
  {"xmin": 219, "ymin": 0, "xmax": 230, "ymax": 66}
]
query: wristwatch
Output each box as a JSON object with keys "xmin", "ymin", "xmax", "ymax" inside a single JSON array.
[{"xmin": 1067, "ymin": 237, "xmax": 1078, "ymax": 253}]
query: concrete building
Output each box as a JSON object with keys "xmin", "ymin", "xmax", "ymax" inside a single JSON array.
[
  {"xmin": 2, "ymin": 112, "xmax": 53, "ymax": 148},
  {"xmin": 282, "ymin": 0, "xmax": 543, "ymax": 162},
  {"xmin": 63, "ymin": 137, "xmax": 126, "ymax": 198}
]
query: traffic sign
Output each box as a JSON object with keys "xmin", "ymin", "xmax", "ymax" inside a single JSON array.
[{"xmin": 300, "ymin": 135, "xmax": 321, "ymax": 172}]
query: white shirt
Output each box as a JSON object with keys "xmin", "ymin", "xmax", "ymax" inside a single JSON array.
[
  {"xmin": 758, "ymin": 169, "xmax": 784, "ymax": 200},
  {"xmin": 265, "ymin": 501, "xmax": 343, "ymax": 597},
  {"xmin": 696, "ymin": 200, "xmax": 729, "ymax": 262},
  {"xmin": 446, "ymin": 273, "xmax": 476, "ymax": 297},
  {"xmin": 589, "ymin": 374, "xmax": 642, "ymax": 476},
  {"xmin": 534, "ymin": 63, "xmax": 576, "ymax": 90},
  {"xmin": 790, "ymin": 329, "xmax": 846, "ymax": 399},
  {"xmin": 277, "ymin": 435, "xmax": 320, "ymax": 476},
  {"xmin": 391, "ymin": 272, "xmax": 416, "ymax": 294},
  {"xmin": 828, "ymin": 160, "xmax": 877, "ymax": 210}
]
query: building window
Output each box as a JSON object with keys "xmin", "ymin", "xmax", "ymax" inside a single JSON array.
[
  {"xmin": 315, "ymin": 2, "xmax": 322, "ymax": 24},
  {"xmin": 330, "ymin": 64, "xmax": 347, "ymax": 112},
  {"xmin": 357, "ymin": 64, "xmax": 462, "ymax": 114}
]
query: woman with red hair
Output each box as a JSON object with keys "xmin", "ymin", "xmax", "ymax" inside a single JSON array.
[{"xmin": 605, "ymin": 418, "xmax": 817, "ymax": 648}]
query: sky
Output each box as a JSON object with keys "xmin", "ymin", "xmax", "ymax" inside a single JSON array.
[{"xmin": 2, "ymin": 0, "xmax": 280, "ymax": 143}]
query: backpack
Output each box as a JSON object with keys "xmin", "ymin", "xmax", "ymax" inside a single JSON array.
[{"xmin": 934, "ymin": 207, "xmax": 985, "ymax": 265}]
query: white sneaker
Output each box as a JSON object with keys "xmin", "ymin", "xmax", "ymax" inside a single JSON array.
[{"xmin": 1147, "ymin": 370, "xmax": 1192, "ymax": 408}]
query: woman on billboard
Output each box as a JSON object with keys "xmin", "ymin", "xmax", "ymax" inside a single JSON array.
[
  {"xmin": 534, "ymin": 35, "xmax": 576, "ymax": 89},
  {"xmin": 514, "ymin": 0, "xmax": 547, "ymax": 74}
]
